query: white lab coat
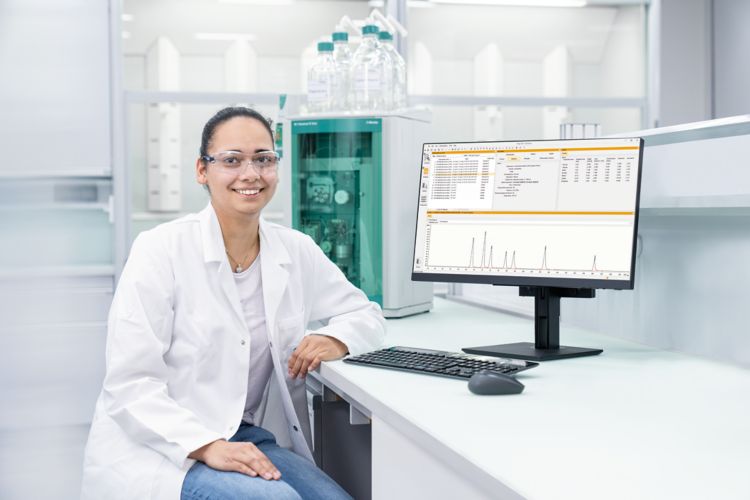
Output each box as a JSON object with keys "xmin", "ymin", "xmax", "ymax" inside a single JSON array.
[{"xmin": 80, "ymin": 203, "xmax": 385, "ymax": 500}]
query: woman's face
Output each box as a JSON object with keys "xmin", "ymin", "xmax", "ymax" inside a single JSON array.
[{"xmin": 196, "ymin": 116, "xmax": 278, "ymax": 221}]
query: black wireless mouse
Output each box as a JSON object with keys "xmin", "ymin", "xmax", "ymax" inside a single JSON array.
[{"xmin": 468, "ymin": 370, "xmax": 525, "ymax": 395}]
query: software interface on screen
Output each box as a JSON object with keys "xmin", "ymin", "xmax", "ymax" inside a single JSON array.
[{"xmin": 412, "ymin": 138, "xmax": 642, "ymax": 284}]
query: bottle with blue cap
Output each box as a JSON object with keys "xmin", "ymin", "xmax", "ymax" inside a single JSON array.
[
  {"xmin": 378, "ymin": 31, "xmax": 407, "ymax": 110},
  {"xmin": 307, "ymin": 40, "xmax": 336, "ymax": 113},
  {"xmin": 350, "ymin": 24, "xmax": 390, "ymax": 112},
  {"xmin": 331, "ymin": 31, "xmax": 352, "ymax": 111}
]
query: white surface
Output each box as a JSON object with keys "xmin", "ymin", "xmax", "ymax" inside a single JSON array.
[
  {"xmin": 639, "ymin": 133, "xmax": 750, "ymax": 205},
  {"xmin": 317, "ymin": 298, "xmax": 750, "ymax": 500},
  {"xmin": 657, "ymin": 0, "xmax": 712, "ymax": 126},
  {"xmin": 0, "ymin": 424, "xmax": 90, "ymax": 500},
  {"xmin": 372, "ymin": 415, "xmax": 518, "ymax": 500},
  {"xmin": 0, "ymin": 0, "xmax": 111, "ymax": 175},
  {"xmin": 563, "ymin": 214, "xmax": 750, "ymax": 368},
  {"xmin": 608, "ymin": 114, "xmax": 750, "ymax": 141},
  {"xmin": 714, "ymin": 0, "xmax": 750, "ymax": 119},
  {"xmin": 381, "ymin": 115, "xmax": 434, "ymax": 315}
]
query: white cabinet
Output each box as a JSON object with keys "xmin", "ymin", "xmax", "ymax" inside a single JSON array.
[
  {"xmin": 615, "ymin": 115, "xmax": 750, "ymax": 211},
  {"xmin": 0, "ymin": 0, "xmax": 111, "ymax": 177},
  {"xmin": 0, "ymin": 0, "xmax": 115, "ymax": 430}
]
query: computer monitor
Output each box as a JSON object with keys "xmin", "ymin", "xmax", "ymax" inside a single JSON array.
[{"xmin": 411, "ymin": 137, "xmax": 644, "ymax": 361}]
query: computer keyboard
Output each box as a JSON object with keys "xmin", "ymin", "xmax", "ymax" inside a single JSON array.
[{"xmin": 344, "ymin": 346, "xmax": 538, "ymax": 380}]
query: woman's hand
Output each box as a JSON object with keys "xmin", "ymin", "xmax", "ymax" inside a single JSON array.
[
  {"xmin": 188, "ymin": 439, "xmax": 281, "ymax": 480},
  {"xmin": 287, "ymin": 335, "xmax": 348, "ymax": 379}
]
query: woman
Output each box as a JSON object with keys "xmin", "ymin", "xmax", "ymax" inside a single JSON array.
[{"xmin": 81, "ymin": 107, "xmax": 386, "ymax": 500}]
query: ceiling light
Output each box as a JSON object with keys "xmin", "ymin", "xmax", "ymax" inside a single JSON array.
[
  {"xmin": 195, "ymin": 33, "xmax": 258, "ymax": 41},
  {"xmin": 408, "ymin": 0, "xmax": 435, "ymax": 7},
  {"xmin": 432, "ymin": 0, "xmax": 586, "ymax": 6},
  {"xmin": 122, "ymin": 13, "xmax": 134, "ymax": 22},
  {"xmin": 218, "ymin": 0, "xmax": 294, "ymax": 5}
]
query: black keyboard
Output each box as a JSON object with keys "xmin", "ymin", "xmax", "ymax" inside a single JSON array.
[{"xmin": 344, "ymin": 346, "xmax": 538, "ymax": 380}]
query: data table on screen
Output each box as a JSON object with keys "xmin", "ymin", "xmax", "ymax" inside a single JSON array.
[{"xmin": 413, "ymin": 139, "xmax": 642, "ymax": 283}]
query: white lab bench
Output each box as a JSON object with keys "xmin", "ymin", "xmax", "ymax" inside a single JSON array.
[{"xmin": 311, "ymin": 297, "xmax": 750, "ymax": 500}]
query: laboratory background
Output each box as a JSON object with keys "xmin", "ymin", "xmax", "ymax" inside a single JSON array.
[{"xmin": 1, "ymin": 0, "xmax": 749, "ymax": 499}]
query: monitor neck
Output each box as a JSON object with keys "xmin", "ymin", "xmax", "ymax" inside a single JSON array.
[
  {"xmin": 519, "ymin": 286, "xmax": 595, "ymax": 350},
  {"xmin": 462, "ymin": 286, "xmax": 602, "ymax": 362}
]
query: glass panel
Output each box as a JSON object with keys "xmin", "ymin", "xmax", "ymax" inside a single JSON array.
[
  {"xmin": 291, "ymin": 118, "xmax": 383, "ymax": 304},
  {"xmin": 0, "ymin": 209, "xmax": 113, "ymax": 268},
  {"xmin": 568, "ymin": 107, "xmax": 644, "ymax": 136},
  {"xmin": 408, "ymin": 3, "xmax": 647, "ymax": 100},
  {"xmin": 122, "ymin": 0, "xmax": 371, "ymax": 94},
  {"xmin": 423, "ymin": 105, "xmax": 643, "ymax": 143}
]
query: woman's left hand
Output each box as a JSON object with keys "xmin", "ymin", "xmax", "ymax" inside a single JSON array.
[{"xmin": 287, "ymin": 335, "xmax": 348, "ymax": 379}]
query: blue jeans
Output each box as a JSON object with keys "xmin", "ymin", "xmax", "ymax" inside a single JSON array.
[{"xmin": 181, "ymin": 423, "xmax": 352, "ymax": 500}]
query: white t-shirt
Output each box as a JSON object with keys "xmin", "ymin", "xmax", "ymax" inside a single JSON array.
[{"xmin": 233, "ymin": 255, "xmax": 274, "ymax": 424}]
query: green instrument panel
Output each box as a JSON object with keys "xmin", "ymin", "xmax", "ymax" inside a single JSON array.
[{"xmin": 291, "ymin": 118, "xmax": 383, "ymax": 305}]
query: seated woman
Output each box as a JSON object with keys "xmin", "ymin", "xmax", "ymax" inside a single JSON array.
[{"xmin": 81, "ymin": 106, "xmax": 386, "ymax": 500}]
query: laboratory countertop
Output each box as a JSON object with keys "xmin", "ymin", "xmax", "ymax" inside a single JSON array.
[{"xmin": 317, "ymin": 298, "xmax": 750, "ymax": 500}]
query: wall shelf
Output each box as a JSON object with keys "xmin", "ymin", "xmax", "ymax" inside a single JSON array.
[
  {"xmin": 640, "ymin": 194, "xmax": 750, "ymax": 214},
  {"xmin": 611, "ymin": 114, "xmax": 750, "ymax": 146},
  {"xmin": 0, "ymin": 265, "xmax": 115, "ymax": 279}
]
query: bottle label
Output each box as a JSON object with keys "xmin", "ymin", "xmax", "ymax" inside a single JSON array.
[
  {"xmin": 308, "ymin": 79, "xmax": 331, "ymax": 102},
  {"xmin": 353, "ymin": 67, "xmax": 382, "ymax": 93}
]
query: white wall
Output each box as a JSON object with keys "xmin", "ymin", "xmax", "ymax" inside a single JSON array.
[
  {"xmin": 459, "ymin": 132, "xmax": 750, "ymax": 368},
  {"xmin": 597, "ymin": 6, "xmax": 645, "ymax": 133},
  {"xmin": 563, "ymin": 212, "xmax": 750, "ymax": 367},
  {"xmin": 423, "ymin": 60, "xmax": 475, "ymax": 143},
  {"xmin": 713, "ymin": 0, "xmax": 750, "ymax": 118},
  {"xmin": 656, "ymin": 0, "xmax": 712, "ymax": 126}
]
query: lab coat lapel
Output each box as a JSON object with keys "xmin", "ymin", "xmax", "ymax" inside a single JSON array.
[
  {"xmin": 257, "ymin": 221, "xmax": 313, "ymax": 462},
  {"xmin": 198, "ymin": 203, "xmax": 246, "ymax": 326},
  {"xmin": 258, "ymin": 218, "xmax": 290, "ymax": 339}
]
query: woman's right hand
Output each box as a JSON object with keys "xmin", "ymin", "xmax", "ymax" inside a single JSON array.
[{"xmin": 188, "ymin": 439, "xmax": 281, "ymax": 480}]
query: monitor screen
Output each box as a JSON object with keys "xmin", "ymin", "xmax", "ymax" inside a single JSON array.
[{"xmin": 412, "ymin": 138, "xmax": 644, "ymax": 290}]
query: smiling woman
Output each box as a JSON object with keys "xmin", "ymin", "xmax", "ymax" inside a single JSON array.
[
  {"xmin": 196, "ymin": 107, "xmax": 279, "ymax": 240},
  {"xmin": 196, "ymin": 107, "xmax": 279, "ymax": 268},
  {"xmin": 80, "ymin": 108, "xmax": 386, "ymax": 500}
]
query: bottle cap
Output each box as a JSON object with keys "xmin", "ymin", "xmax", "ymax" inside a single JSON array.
[
  {"xmin": 362, "ymin": 24, "xmax": 379, "ymax": 36},
  {"xmin": 378, "ymin": 31, "xmax": 393, "ymax": 41},
  {"xmin": 332, "ymin": 32, "xmax": 349, "ymax": 42},
  {"xmin": 317, "ymin": 41, "xmax": 334, "ymax": 52}
]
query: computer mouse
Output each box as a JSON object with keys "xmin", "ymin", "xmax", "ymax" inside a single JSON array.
[{"xmin": 468, "ymin": 370, "xmax": 525, "ymax": 395}]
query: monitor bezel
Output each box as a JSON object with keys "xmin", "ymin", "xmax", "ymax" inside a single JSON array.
[{"xmin": 410, "ymin": 137, "xmax": 645, "ymax": 291}]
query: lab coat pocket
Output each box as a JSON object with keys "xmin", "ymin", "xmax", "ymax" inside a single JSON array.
[
  {"xmin": 276, "ymin": 312, "xmax": 305, "ymax": 355},
  {"xmin": 277, "ymin": 313, "xmax": 307, "ymax": 386},
  {"xmin": 277, "ymin": 312, "xmax": 305, "ymax": 332}
]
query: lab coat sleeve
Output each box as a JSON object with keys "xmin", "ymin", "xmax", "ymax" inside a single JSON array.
[
  {"xmin": 101, "ymin": 231, "xmax": 223, "ymax": 468},
  {"xmin": 303, "ymin": 235, "xmax": 386, "ymax": 356}
]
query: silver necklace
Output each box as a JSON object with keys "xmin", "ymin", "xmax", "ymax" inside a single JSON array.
[{"xmin": 226, "ymin": 246, "xmax": 255, "ymax": 273}]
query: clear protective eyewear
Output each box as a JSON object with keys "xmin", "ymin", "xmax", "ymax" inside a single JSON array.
[{"xmin": 202, "ymin": 150, "xmax": 280, "ymax": 175}]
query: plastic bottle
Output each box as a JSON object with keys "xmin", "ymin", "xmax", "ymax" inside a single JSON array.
[
  {"xmin": 378, "ymin": 31, "xmax": 407, "ymax": 111},
  {"xmin": 331, "ymin": 31, "xmax": 352, "ymax": 111},
  {"xmin": 307, "ymin": 41, "xmax": 336, "ymax": 113},
  {"xmin": 350, "ymin": 24, "xmax": 389, "ymax": 112}
]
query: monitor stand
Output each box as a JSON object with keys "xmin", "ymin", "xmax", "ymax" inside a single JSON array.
[{"xmin": 462, "ymin": 286, "xmax": 602, "ymax": 362}]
